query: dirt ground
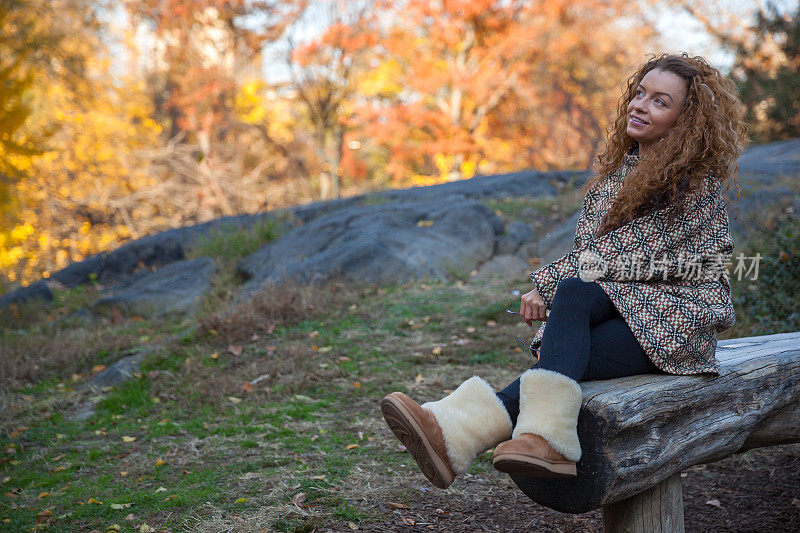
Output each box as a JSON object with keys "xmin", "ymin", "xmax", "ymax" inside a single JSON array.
[{"xmin": 349, "ymin": 443, "xmax": 800, "ymax": 532}]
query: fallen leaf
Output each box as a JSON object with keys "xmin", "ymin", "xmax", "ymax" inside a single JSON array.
[
  {"xmin": 388, "ymin": 502, "xmax": 409, "ymax": 509},
  {"xmin": 125, "ymin": 514, "xmax": 135, "ymax": 521},
  {"xmin": 91, "ymin": 365, "xmax": 106, "ymax": 374},
  {"xmin": 52, "ymin": 454, "xmax": 64, "ymax": 462},
  {"xmin": 706, "ymin": 499, "xmax": 722, "ymax": 508},
  {"xmin": 120, "ymin": 471, "xmax": 128, "ymax": 477},
  {"xmin": 139, "ymin": 524, "xmax": 155, "ymax": 533},
  {"xmin": 338, "ymin": 356, "xmax": 351, "ymax": 362},
  {"xmin": 346, "ymin": 444, "xmax": 359, "ymax": 450},
  {"xmin": 318, "ymin": 346, "xmax": 332, "ymax": 353},
  {"xmin": 210, "ymin": 352, "xmax": 219, "ymax": 360},
  {"xmin": 88, "ymin": 497, "xmax": 102, "ymax": 504},
  {"xmin": 9, "ymin": 427, "xmax": 27, "ymax": 439},
  {"xmin": 309, "ymin": 331, "xmax": 319, "ymax": 338},
  {"xmin": 154, "ymin": 487, "xmax": 167, "ymax": 493},
  {"xmin": 155, "ymin": 459, "xmax": 165, "ymax": 467},
  {"xmin": 38, "ymin": 492, "xmax": 50, "ymax": 498},
  {"xmin": 163, "ymin": 494, "xmax": 177, "ymax": 502},
  {"xmin": 466, "ymin": 326, "xmax": 476, "ymax": 333},
  {"xmin": 431, "ymin": 346, "xmax": 442, "ymax": 356},
  {"xmin": 416, "ymin": 219, "xmax": 434, "ymax": 227},
  {"xmin": 122, "ymin": 436, "xmax": 137, "ymax": 443},
  {"xmin": 486, "ymin": 319, "xmax": 497, "ymax": 327},
  {"xmin": 242, "ymin": 382, "xmax": 254, "ymax": 393},
  {"xmin": 235, "ymin": 497, "xmax": 248, "ymax": 503},
  {"xmin": 106, "ymin": 525, "xmax": 121, "ymax": 531},
  {"xmin": 312, "ymin": 474, "xmax": 326, "ymax": 480},
  {"xmin": 111, "ymin": 503, "xmax": 132, "ymax": 510},
  {"xmin": 401, "ymin": 517, "xmax": 415, "ymax": 525},
  {"xmin": 352, "ymin": 382, "xmax": 361, "ymax": 389},
  {"xmin": 292, "ymin": 492, "xmax": 306, "ymax": 507},
  {"xmin": 348, "ymin": 522, "xmax": 358, "ymax": 530},
  {"xmin": 228, "ymin": 396, "xmax": 242, "ymax": 404},
  {"xmin": 414, "ymin": 374, "xmax": 423, "ymax": 383}
]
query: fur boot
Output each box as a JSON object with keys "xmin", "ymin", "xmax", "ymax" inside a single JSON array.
[
  {"xmin": 381, "ymin": 376, "xmax": 512, "ymax": 488},
  {"xmin": 492, "ymin": 368, "xmax": 582, "ymax": 477}
]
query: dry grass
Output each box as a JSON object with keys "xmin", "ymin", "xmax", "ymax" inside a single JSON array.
[
  {"xmin": 0, "ymin": 327, "xmax": 139, "ymax": 387},
  {"xmin": 197, "ymin": 281, "xmax": 366, "ymax": 344}
]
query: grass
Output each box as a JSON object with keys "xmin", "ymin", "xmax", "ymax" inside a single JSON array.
[
  {"xmin": 1, "ymin": 195, "xmax": 796, "ymax": 530},
  {"xmin": 0, "ymin": 275, "xmax": 537, "ymax": 532},
  {"xmin": 187, "ymin": 214, "xmax": 290, "ymax": 265}
]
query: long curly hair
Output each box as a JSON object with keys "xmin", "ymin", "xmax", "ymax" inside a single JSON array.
[{"xmin": 583, "ymin": 53, "xmax": 748, "ymax": 237}]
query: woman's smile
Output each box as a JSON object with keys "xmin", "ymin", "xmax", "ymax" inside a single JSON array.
[{"xmin": 628, "ymin": 115, "xmax": 649, "ymax": 127}]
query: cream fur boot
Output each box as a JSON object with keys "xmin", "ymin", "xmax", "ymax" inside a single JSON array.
[
  {"xmin": 513, "ymin": 368, "xmax": 583, "ymax": 461},
  {"xmin": 492, "ymin": 368, "xmax": 583, "ymax": 477},
  {"xmin": 381, "ymin": 376, "xmax": 512, "ymax": 488},
  {"xmin": 422, "ymin": 376, "xmax": 514, "ymax": 475}
]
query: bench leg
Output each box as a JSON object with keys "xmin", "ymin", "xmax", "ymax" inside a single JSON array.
[{"xmin": 601, "ymin": 472, "xmax": 685, "ymax": 533}]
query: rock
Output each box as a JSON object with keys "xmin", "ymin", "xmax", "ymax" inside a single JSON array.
[
  {"xmin": 287, "ymin": 170, "xmax": 575, "ymax": 224},
  {"xmin": 0, "ymin": 280, "xmax": 53, "ymax": 307},
  {"xmin": 238, "ymin": 199, "xmax": 503, "ymax": 290},
  {"xmin": 472, "ymin": 254, "xmax": 532, "ymax": 281},
  {"xmin": 495, "ymin": 221, "xmax": 533, "ymax": 255},
  {"xmin": 91, "ymin": 257, "xmax": 216, "ymax": 317},
  {"xmin": 536, "ymin": 209, "xmax": 581, "ymax": 265},
  {"xmin": 45, "ymin": 213, "xmax": 264, "ymax": 289},
  {"xmin": 83, "ymin": 350, "xmax": 151, "ymax": 392},
  {"xmin": 71, "ymin": 349, "xmax": 151, "ymax": 420}
]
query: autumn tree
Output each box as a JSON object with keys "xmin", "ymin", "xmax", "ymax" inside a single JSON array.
[
  {"xmin": 0, "ymin": 0, "xmax": 163, "ymax": 288},
  {"xmin": 731, "ymin": 4, "xmax": 800, "ymax": 142},
  {"xmin": 349, "ymin": 0, "xmax": 654, "ymax": 186},
  {"xmin": 280, "ymin": 0, "xmax": 386, "ymax": 199},
  {"xmin": 675, "ymin": 1, "xmax": 799, "ymax": 142}
]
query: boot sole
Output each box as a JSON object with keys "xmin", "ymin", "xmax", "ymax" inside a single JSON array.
[
  {"xmin": 493, "ymin": 454, "xmax": 577, "ymax": 478},
  {"xmin": 381, "ymin": 394, "xmax": 455, "ymax": 489}
]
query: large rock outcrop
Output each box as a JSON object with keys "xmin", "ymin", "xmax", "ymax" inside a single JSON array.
[{"xmin": 237, "ymin": 200, "xmax": 504, "ymax": 290}]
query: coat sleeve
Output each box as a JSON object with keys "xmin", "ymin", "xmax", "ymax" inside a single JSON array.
[{"xmin": 585, "ymin": 175, "xmax": 733, "ymax": 284}]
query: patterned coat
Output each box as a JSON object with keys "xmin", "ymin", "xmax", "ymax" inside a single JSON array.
[{"xmin": 528, "ymin": 153, "xmax": 736, "ymax": 375}]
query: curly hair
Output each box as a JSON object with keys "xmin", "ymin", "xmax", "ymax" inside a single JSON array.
[{"xmin": 583, "ymin": 53, "xmax": 749, "ymax": 237}]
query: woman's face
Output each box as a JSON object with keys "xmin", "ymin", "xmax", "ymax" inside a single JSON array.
[{"xmin": 626, "ymin": 68, "xmax": 688, "ymax": 151}]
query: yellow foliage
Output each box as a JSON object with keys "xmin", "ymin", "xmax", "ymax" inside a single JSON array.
[
  {"xmin": 235, "ymin": 80, "xmax": 295, "ymax": 144},
  {"xmin": 355, "ymin": 59, "xmax": 404, "ymax": 97},
  {"xmin": 0, "ymin": 73, "xmax": 162, "ymax": 287}
]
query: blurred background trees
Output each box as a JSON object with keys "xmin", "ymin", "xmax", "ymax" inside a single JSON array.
[{"xmin": 1, "ymin": 0, "xmax": 797, "ymax": 291}]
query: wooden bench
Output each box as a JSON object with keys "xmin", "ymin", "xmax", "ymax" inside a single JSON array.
[{"xmin": 509, "ymin": 331, "xmax": 800, "ymax": 532}]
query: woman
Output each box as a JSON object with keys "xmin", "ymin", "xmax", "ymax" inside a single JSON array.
[{"xmin": 381, "ymin": 53, "xmax": 748, "ymax": 489}]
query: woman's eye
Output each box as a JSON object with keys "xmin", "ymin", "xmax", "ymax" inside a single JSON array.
[{"xmin": 655, "ymin": 98, "xmax": 665, "ymax": 106}]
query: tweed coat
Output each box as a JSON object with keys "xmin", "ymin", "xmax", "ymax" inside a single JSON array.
[{"xmin": 527, "ymin": 153, "xmax": 736, "ymax": 375}]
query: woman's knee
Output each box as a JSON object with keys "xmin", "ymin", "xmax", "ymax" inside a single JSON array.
[{"xmin": 553, "ymin": 277, "xmax": 600, "ymax": 304}]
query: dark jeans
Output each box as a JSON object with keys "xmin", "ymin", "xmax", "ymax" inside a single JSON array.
[{"xmin": 497, "ymin": 277, "xmax": 663, "ymax": 425}]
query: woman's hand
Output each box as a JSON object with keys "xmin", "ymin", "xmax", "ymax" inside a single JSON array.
[{"xmin": 520, "ymin": 287, "xmax": 548, "ymax": 326}]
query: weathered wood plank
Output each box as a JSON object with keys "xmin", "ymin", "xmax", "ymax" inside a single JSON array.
[
  {"xmin": 510, "ymin": 331, "xmax": 800, "ymax": 513},
  {"xmin": 601, "ymin": 473, "xmax": 684, "ymax": 533}
]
